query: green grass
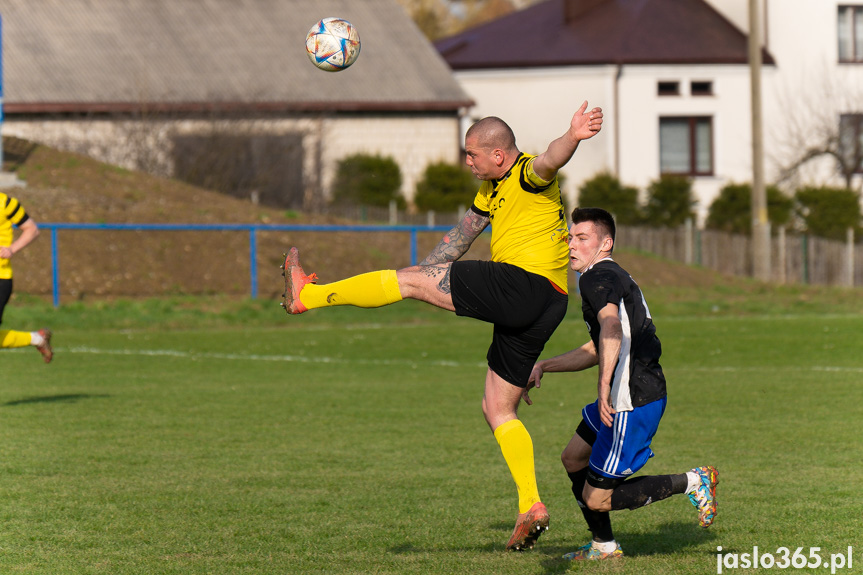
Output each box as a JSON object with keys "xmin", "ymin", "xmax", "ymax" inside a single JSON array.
[{"xmin": 1, "ymin": 292, "xmax": 862, "ymax": 574}]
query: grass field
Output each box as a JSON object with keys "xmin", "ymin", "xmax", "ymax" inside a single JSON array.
[{"xmin": 2, "ymin": 287, "xmax": 862, "ymax": 575}]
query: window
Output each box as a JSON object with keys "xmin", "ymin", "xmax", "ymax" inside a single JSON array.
[
  {"xmin": 691, "ymin": 81, "xmax": 713, "ymax": 96},
  {"xmin": 838, "ymin": 5, "xmax": 863, "ymax": 62},
  {"xmin": 659, "ymin": 117, "xmax": 713, "ymax": 176},
  {"xmin": 839, "ymin": 114, "xmax": 863, "ymax": 173},
  {"xmin": 658, "ymin": 81, "xmax": 680, "ymax": 96}
]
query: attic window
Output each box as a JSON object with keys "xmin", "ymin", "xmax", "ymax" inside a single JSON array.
[
  {"xmin": 691, "ymin": 81, "xmax": 714, "ymax": 96},
  {"xmin": 658, "ymin": 81, "xmax": 680, "ymax": 96}
]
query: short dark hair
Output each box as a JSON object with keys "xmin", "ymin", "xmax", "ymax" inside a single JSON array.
[
  {"xmin": 465, "ymin": 116, "xmax": 517, "ymax": 153},
  {"xmin": 571, "ymin": 207, "xmax": 616, "ymax": 251}
]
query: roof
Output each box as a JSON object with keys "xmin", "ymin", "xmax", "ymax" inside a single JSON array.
[
  {"xmin": 435, "ymin": 0, "xmax": 775, "ymax": 69},
  {"xmin": 0, "ymin": 0, "xmax": 472, "ymax": 114}
]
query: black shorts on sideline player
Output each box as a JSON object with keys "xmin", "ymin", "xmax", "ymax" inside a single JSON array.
[
  {"xmin": 450, "ymin": 260, "xmax": 568, "ymax": 388},
  {"xmin": 0, "ymin": 278, "xmax": 12, "ymax": 325}
]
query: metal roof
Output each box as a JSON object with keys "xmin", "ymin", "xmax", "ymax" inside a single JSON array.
[
  {"xmin": 0, "ymin": 0, "xmax": 472, "ymax": 114},
  {"xmin": 435, "ymin": 0, "xmax": 776, "ymax": 69}
]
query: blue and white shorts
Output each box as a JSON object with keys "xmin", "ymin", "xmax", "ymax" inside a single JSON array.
[{"xmin": 579, "ymin": 397, "xmax": 667, "ymax": 482}]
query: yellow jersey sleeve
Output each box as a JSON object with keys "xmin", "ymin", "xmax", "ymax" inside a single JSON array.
[
  {"xmin": 523, "ymin": 157, "xmax": 554, "ymax": 189},
  {"xmin": 0, "ymin": 193, "xmax": 30, "ymax": 280}
]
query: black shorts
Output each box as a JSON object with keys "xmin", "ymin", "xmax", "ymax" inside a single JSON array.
[
  {"xmin": 0, "ymin": 278, "xmax": 12, "ymax": 325},
  {"xmin": 450, "ymin": 260, "xmax": 568, "ymax": 388}
]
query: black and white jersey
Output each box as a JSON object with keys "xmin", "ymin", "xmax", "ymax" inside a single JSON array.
[{"xmin": 579, "ymin": 259, "xmax": 666, "ymax": 411}]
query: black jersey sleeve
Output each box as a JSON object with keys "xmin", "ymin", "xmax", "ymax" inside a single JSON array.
[{"xmin": 579, "ymin": 267, "xmax": 624, "ymax": 313}]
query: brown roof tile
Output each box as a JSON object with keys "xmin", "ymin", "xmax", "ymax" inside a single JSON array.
[{"xmin": 436, "ymin": 0, "xmax": 775, "ymax": 69}]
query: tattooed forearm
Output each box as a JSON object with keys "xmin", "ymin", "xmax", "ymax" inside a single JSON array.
[
  {"xmin": 418, "ymin": 264, "xmax": 453, "ymax": 295},
  {"xmin": 419, "ymin": 209, "xmax": 489, "ymax": 265}
]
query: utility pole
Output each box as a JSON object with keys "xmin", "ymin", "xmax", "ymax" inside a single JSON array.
[{"xmin": 749, "ymin": 0, "xmax": 771, "ymax": 281}]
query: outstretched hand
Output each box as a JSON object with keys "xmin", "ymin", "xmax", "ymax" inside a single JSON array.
[
  {"xmin": 522, "ymin": 364, "xmax": 544, "ymax": 406},
  {"xmin": 570, "ymin": 101, "xmax": 603, "ymax": 142}
]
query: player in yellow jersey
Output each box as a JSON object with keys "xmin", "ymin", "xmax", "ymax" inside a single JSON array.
[
  {"xmin": 0, "ymin": 193, "xmax": 53, "ymax": 363},
  {"xmin": 281, "ymin": 101, "xmax": 603, "ymax": 551}
]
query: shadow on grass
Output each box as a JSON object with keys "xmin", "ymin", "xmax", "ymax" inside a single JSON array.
[
  {"xmin": 533, "ymin": 520, "xmax": 718, "ymax": 573},
  {"xmin": 3, "ymin": 393, "xmax": 111, "ymax": 406},
  {"xmin": 387, "ymin": 519, "xmax": 716, "ymax": 574}
]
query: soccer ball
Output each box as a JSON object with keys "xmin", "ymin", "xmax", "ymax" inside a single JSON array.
[{"xmin": 305, "ymin": 17, "xmax": 361, "ymax": 72}]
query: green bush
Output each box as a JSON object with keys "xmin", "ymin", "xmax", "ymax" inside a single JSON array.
[
  {"xmin": 644, "ymin": 175, "xmax": 696, "ymax": 228},
  {"xmin": 414, "ymin": 162, "xmax": 476, "ymax": 212},
  {"xmin": 577, "ymin": 172, "xmax": 642, "ymax": 225},
  {"xmin": 794, "ymin": 186, "xmax": 861, "ymax": 240},
  {"xmin": 705, "ymin": 182, "xmax": 793, "ymax": 234},
  {"xmin": 331, "ymin": 154, "xmax": 405, "ymax": 209}
]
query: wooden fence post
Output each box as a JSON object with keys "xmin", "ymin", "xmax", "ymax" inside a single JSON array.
[
  {"xmin": 846, "ymin": 227, "xmax": 855, "ymax": 287},
  {"xmin": 777, "ymin": 227, "xmax": 786, "ymax": 285},
  {"xmin": 684, "ymin": 218, "xmax": 693, "ymax": 265}
]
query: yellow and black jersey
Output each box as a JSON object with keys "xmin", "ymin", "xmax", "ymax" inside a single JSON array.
[
  {"xmin": 471, "ymin": 153, "xmax": 569, "ymax": 292},
  {"xmin": 0, "ymin": 193, "xmax": 30, "ymax": 279}
]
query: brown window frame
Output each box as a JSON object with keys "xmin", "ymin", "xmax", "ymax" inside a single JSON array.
[{"xmin": 659, "ymin": 116, "xmax": 714, "ymax": 177}]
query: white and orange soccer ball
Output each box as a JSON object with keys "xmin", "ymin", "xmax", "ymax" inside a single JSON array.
[{"xmin": 305, "ymin": 17, "xmax": 361, "ymax": 72}]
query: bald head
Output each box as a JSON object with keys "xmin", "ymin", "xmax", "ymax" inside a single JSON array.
[{"xmin": 465, "ymin": 116, "xmax": 518, "ymax": 154}]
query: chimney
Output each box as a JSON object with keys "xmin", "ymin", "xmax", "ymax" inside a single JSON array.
[{"xmin": 564, "ymin": 0, "xmax": 606, "ymax": 23}]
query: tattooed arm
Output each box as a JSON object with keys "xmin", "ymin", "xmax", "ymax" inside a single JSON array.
[{"xmin": 419, "ymin": 208, "xmax": 489, "ymax": 265}]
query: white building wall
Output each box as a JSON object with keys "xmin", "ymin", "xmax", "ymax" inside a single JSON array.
[
  {"xmin": 618, "ymin": 64, "xmax": 754, "ymax": 222},
  {"xmin": 320, "ymin": 115, "xmax": 461, "ymax": 204}
]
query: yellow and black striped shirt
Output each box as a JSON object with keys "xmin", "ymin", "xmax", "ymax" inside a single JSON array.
[
  {"xmin": 471, "ymin": 154, "xmax": 569, "ymax": 292},
  {"xmin": 1, "ymin": 193, "xmax": 31, "ymax": 279}
]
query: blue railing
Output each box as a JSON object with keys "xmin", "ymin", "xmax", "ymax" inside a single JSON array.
[{"xmin": 41, "ymin": 223, "xmax": 457, "ymax": 307}]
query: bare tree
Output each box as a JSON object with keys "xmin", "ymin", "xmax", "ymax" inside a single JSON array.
[{"xmin": 769, "ymin": 65, "xmax": 863, "ymax": 191}]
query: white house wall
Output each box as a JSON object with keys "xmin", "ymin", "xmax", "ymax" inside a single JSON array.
[
  {"xmin": 319, "ymin": 115, "xmax": 462, "ymax": 204},
  {"xmin": 618, "ymin": 64, "xmax": 755, "ymax": 222}
]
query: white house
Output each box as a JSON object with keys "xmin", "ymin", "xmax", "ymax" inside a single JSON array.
[{"xmin": 436, "ymin": 0, "xmax": 863, "ymax": 222}]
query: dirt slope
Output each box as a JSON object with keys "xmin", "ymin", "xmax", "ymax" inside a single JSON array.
[{"xmin": 3, "ymin": 139, "xmax": 729, "ymax": 300}]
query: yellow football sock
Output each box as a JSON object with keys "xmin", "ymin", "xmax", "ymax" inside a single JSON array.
[
  {"xmin": 0, "ymin": 330, "xmax": 33, "ymax": 349},
  {"xmin": 494, "ymin": 419, "xmax": 541, "ymax": 514},
  {"xmin": 299, "ymin": 270, "xmax": 403, "ymax": 310}
]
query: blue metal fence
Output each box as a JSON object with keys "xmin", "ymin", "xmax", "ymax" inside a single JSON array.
[{"xmin": 41, "ymin": 223, "xmax": 457, "ymax": 307}]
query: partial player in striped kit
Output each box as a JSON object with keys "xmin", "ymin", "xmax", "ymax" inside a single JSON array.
[
  {"xmin": 0, "ymin": 192, "xmax": 52, "ymax": 363},
  {"xmin": 523, "ymin": 207, "xmax": 717, "ymax": 561}
]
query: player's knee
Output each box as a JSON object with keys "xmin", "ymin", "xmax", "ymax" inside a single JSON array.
[{"xmin": 583, "ymin": 488, "xmax": 612, "ymax": 512}]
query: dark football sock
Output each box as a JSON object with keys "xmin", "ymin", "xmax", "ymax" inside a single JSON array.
[
  {"xmin": 610, "ymin": 473, "xmax": 688, "ymax": 511},
  {"xmin": 568, "ymin": 469, "xmax": 615, "ymax": 542}
]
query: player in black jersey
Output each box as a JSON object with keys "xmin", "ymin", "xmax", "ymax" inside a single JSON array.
[{"xmin": 524, "ymin": 208, "xmax": 718, "ymax": 560}]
